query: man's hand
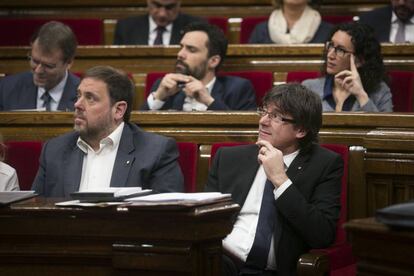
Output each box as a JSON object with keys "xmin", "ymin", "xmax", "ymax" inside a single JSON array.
[
  {"xmin": 256, "ymin": 140, "xmax": 288, "ymax": 188},
  {"xmin": 152, "ymin": 73, "xmax": 190, "ymax": 101},
  {"xmin": 182, "ymin": 76, "xmax": 215, "ymax": 106}
]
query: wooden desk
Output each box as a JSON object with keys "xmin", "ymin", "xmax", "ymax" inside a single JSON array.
[
  {"xmin": 0, "ymin": 197, "xmax": 239, "ymax": 275},
  {"xmin": 345, "ymin": 217, "xmax": 414, "ymax": 275}
]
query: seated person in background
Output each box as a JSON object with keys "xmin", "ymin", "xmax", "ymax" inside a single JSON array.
[
  {"xmin": 141, "ymin": 22, "xmax": 257, "ymax": 111},
  {"xmin": 249, "ymin": 0, "xmax": 332, "ymax": 44},
  {"xmin": 114, "ymin": 0, "xmax": 203, "ymax": 45},
  {"xmin": 0, "ymin": 136, "xmax": 19, "ymax": 191},
  {"xmin": 32, "ymin": 66, "xmax": 184, "ymax": 197},
  {"xmin": 302, "ymin": 22, "xmax": 393, "ymax": 112},
  {"xmin": 0, "ymin": 21, "xmax": 79, "ymax": 111},
  {"xmin": 205, "ymin": 83, "xmax": 343, "ymax": 276},
  {"xmin": 358, "ymin": 0, "xmax": 414, "ymax": 43}
]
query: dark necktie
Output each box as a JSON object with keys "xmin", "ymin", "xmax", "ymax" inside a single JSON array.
[
  {"xmin": 153, "ymin": 26, "xmax": 166, "ymax": 45},
  {"xmin": 242, "ymin": 179, "xmax": 277, "ymax": 273},
  {"xmin": 41, "ymin": 90, "xmax": 52, "ymax": 111},
  {"xmin": 395, "ymin": 20, "xmax": 406, "ymax": 43}
]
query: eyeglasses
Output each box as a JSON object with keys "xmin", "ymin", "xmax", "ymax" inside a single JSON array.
[
  {"xmin": 149, "ymin": 1, "xmax": 178, "ymax": 10},
  {"xmin": 28, "ymin": 55, "xmax": 58, "ymax": 71},
  {"xmin": 257, "ymin": 107, "xmax": 296, "ymax": 124},
  {"xmin": 325, "ymin": 41, "xmax": 354, "ymax": 58}
]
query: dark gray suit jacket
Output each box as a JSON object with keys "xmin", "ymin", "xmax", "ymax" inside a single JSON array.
[
  {"xmin": 32, "ymin": 123, "xmax": 184, "ymax": 197},
  {"xmin": 114, "ymin": 13, "xmax": 203, "ymax": 45},
  {"xmin": 140, "ymin": 75, "xmax": 257, "ymax": 111},
  {"xmin": 358, "ymin": 5, "xmax": 393, "ymax": 42},
  {"xmin": 0, "ymin": 71, "xmax": 79, "ymax": 111},
  {"xmin": 205, "ymin": 144, "xmax": 342, "ymax": 275}
]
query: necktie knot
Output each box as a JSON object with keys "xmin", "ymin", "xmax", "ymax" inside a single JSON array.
[
  {"xmin": 41, "ymin": 90, "xmax": 52, "ymax": 111},
  {"xmin": 154, "ymin": 26, "xmax": 166, "ymax": 45}
]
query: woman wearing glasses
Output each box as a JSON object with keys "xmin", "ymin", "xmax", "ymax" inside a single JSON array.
[
  {"xmin": 302, "ymin": 22, "xmax": 393, "ymax": 112},
  {"xmin": 249, "ymin": 0, "xmax": 332, "ymax": 44}
]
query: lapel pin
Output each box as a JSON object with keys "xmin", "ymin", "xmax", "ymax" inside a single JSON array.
[
  {"xmin": 298, "ymin": 166, "xmax": 302, "ymax": 170},
  {"xmin": 126, "ymin": 160, "xmax": 130, "ymax": 165}
]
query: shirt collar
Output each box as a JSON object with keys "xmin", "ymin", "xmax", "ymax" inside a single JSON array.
[
  {"xmin": 38, "ymin": 70, "xmax": 68, "ymax": 102},
  {"xmin": 283, "ymin": 149, "xmax": 300, "ymax": 169},
  {"xmin": 149, "ymin": 16, "xmax": 173, "ymax": 33},
  {"xmin": 205, "ymin": 77, "xmax": 216, "ymax": 93},
  {"xmin": 77, "ymin": 122, "xmax": 125, "ymax": 154}
]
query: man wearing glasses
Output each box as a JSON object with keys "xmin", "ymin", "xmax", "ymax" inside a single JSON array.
[
  {"xmin": 302, "ymin": 22, "xmax": 393, "ymax": 112},
  {"xmin": 114, "ymin": 0, "xmax": 203, "ymax": 45},
  {"xmin": 0, "ymin": 21, "xmax": 79, "ymax": 111},
  {"xmin": 205, "ymin": 83, "xmax": 343, "ymax": 275}
]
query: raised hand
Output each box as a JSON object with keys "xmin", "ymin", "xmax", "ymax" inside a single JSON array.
[
  {"xmin": 153, "ymin": 73, "xmax": 190, "ymax": 101},
  {"xmin": 256, "ymin": 140, "xmax": 288, "ymax": 188}
]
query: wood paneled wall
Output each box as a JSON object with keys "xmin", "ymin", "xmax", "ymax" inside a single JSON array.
[{"xmin": 1, "ymin": 111, "xmax": 414, "ymax": 221}]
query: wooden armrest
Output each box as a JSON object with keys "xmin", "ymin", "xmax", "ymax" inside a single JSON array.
[{"xmin": 297, "ymin": 252, "xmax": 329, "ymax": 276}]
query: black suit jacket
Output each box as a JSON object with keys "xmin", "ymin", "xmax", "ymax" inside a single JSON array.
[
  {"xmin": 358, "ymin": 5, "xmax": 392, "ymax": 42},
  {"xmin": 205, "ymin": 144, "xmax": 343, "ymax": 275},
  {"xmin": 114, "ymin": 13, "xmax": 204, "ymax": 45},
  {"xmin": 0, "ymin": 71, "xmax": 79, "ymax": 111},
  {"xmin": 140, "ymin": 75, "xmax": 257, "ymax": 111},
  {"xmin": 32, "ymin": 123, "xmax": 184, "ymax": 197}
]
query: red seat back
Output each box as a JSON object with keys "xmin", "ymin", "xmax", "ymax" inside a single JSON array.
[
  {"xmin": 207, "ymin": 17, "xmax": 229, "ymax": 35},
  {"xmin": 177, "ymin": 142, "xmax": 198, "ymax": 192},
  {"xmin": 286, "ymin": 71, "xmax": 320, "ymax": 83},
  {"xmin": 0, "ymin": 18, "xmax": 103, "ymax": 46},
  {"xmin": 240, "ymin": 16, "xmax": 268, "ymax": 43},
  {"xmin": 4, "ymin": 141, "xmax": 43, "ymax": 191},
  {"xmin": 388, "ymin": 70, "xmax": 414, "ymax": 112},
  {"xmin": 322, "ymin": 15, "xmax": 354, "ymax": 25},
  {"xmin": 145, "ymin": 71, "xmax": 273, "ymax": 106}
]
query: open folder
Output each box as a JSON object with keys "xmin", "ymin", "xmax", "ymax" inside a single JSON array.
[{"xmin": 0, "ymin": 191, "xmax": 37, "ymax": 206}]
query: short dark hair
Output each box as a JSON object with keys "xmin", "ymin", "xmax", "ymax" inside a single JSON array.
[
  {"xmin": 322, "ymin": 22, "xmax": 387, "ymax": 94},
  {"xmin": 262, "ymin": 83, "xmax": 322, "ymax": 151},
  {"xmin": 83, "ymin": 66, "xmax": 134, "ymax": 123},
  {"xmin": 182, "ymin": 22, "xmax": 228, "ymax": 70},
  {"xmin": 32, "ymin": 21, "xmax": 78, "ymax": 63}
]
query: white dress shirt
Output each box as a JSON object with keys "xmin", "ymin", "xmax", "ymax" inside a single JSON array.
[
  {"xmin": 0, "ymin": 161, "xmax": 19, "ymax": 191},
  {"xmin": 36, "ymin": 70, "xmax": 68, "ymax": 111},
  {"xmin": 77, "ymin": 122, "xmax": 124, "ymax": 191},
  {"xmin": 223, "ymin": 150, "xmax": 299, "ymax": 270},
  {"xmin": 147, "ymin": 77, "xmax": 216, "ymax": 111},
  {"xmin": 148, "ymin": 16, "xmax": 173, "ymax": 45},
  {"xmin": 390, "ymin": 12, "xmax": 414, "ymax": 43}
]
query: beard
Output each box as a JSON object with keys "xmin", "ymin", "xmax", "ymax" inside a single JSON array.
[
  {"xmin": 175, "ymin": 59, "xmax": 208, "ymax": 80},
  {"xmin": 394, "ymin": 5, "xmax": 414, "ymax": 22},
  {"xmin": 74, "ymin": 111, "xmax": 114, "ymax": 145}
]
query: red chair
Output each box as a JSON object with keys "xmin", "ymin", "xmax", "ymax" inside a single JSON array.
[
  {"xmin": 210, "ymin": 142, "xmax": 355, "ymax": 276},
  {"xmin": 322, "ymin": 15, "xmax": 354, "ymax": 25},
  {"xmin": 207, "ymin": 17, "xmax": 229, "ymax": 35},
  {"xmin": 286, "ymin": 71, "xmax": 320, "ymax": 84},
  {"xmin": 0, "ymin": 18, "xmax": 104, "ymax": 46},
  {"xmin": 388, "ymin": 70, "xmax": 414, "ymax": 112},
  {"xmin": 4, "ymin": 141, "xmax": 43, "ymax": 191},
  {"xmin": 240, "ymin": 16, "xmax": 268, "ymax": 43},
  {"xmin": 177, "ymin": 142, "xmax": 198, "ymax": 192},
  {"xmin": 145, "ymin": 71, "xmax": 273, "ymax": 106}
]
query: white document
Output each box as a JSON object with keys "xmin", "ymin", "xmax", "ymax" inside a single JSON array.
[{"xmin": 126, "ymin": 192, "xmax": 231, "ymax": 203}]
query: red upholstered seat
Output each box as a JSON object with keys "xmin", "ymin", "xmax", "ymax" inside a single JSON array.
[
  {"xmin": 145, "ymin": 71, "xmax": 273, "ymax": 106},
  {"xmin": 0, "ymin": 18, "xmax": 103, "ymax": 46},
  {"xmin": 207, "ymin": 17, "xmax": 229, "ymax": 35},
  {"xmin": 388, "ymin": 70, "xmax": 414, "ymax": 112},
  {"xmin": 4, "ymin": 141, "xmax": 43, "ymax": 191},
  {"xmin": 286, "ymin": 71, "xmax": 320, "ymax": 83},
  {"xmin": 210, "ymin": 142, "xmax": 355, "ymax": 276},
  {"xmin": 322, "ymin": 15, "xmax": 354, "ymax": 25},
  {"xmin": 240, "ymin": 16, "xmax": 268, "ymax": 43},
  {"xmin": 177, "ymin": 142, "xmax": 198, "ymax": 192}
]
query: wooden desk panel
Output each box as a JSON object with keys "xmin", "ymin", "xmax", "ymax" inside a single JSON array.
[{"xmin": 0, "ymin": 197, "xmax": 239, "ymax": 275}]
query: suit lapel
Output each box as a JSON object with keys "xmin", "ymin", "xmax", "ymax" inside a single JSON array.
[
  {"xmin": 211, "ymin": 78, "xmax": 223, "ymax": 100},
  {"xmin": 286, "ymin": 149, "xmax": 311, "ymax": 187},
  {"xmin": 171, "ymin": 91, "xmax": 186, "ymax": 110},
  {"xmin": 110, "ymin": 124, "xmax": 136, "ymax": 187},
  {"xmin": 58, "ymin": 73, "xmax": 77, "ymax": 111},
  {"xmin": 62, "ymin": 141, "xmax": 84, "ymax": 197}
]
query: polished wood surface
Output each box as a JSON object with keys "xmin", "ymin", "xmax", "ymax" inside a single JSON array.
[
  {"xmin": 0, "ymin": 196, "xmax": 239, "ymax": 275},
  {"xmin": 345, "ymin": 217, "xmax": 414, "ymax": 275},
  {"xmin": 1, "ymin": 111, "xmax": 414, "ymax": 221}
]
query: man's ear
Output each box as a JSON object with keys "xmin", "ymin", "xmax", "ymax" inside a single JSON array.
[
  {"xmin": 355, "ymin": 56, "xmax": 364, "ymax": 68},
  {"xmin": 295, "ymin": 128, "xmax": 307, "ymax": 139},
  {"xmin": 208, "ymin": 55, "xmax": 221, "ymax": 70},
  {"xmin": 65, "ymin": 58, "xmax": 74, "ymax": 70},
  {"xmin": 113, "ymin": 101, "xmax": 127, "ymax": 121}
]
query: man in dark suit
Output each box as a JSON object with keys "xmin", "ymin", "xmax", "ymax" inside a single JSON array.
[
  {"xmin": 32, "ymin": 66, "xmax": 184, "ymax": 197},
  {"xmin": 0, "ymin": 21, "xmax": 79, "ymax": 111},
  {"xmin": 141, "ymin": 22, "xmax": 257, "ymax": 111},
  {"xmin": 359, "ymin": 0, "xmax": 414, "ymax": 43},
  {"xmin": 114, "ymin": 0, "xmax": 203, "ymax": 45},
  {"xmin": 205, "ymin": 83, "xmax": 343, "ymax": 275}
]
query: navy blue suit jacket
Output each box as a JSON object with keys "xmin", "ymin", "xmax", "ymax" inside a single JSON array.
[
  {"xmin": 0, "ymin": 71, "xmax": 79, "ymax": 111},
  {"xmin": 205, "ymin": 144, "xmax": 342, "ymax": 275},
  {"xmin": 114, "ymin": 13, "xmax": 204, "ymax": 45},
  {"xmin": 358, "ymin": 6, "xmax": 393, "ymax": 42},
  {"xmin": 32, "ymin": 123, "xmax": 184, "ymax": 197},
  {"xmin": 249, "ymin": 20, "xmax": 332, "ymax": 44},
  {"xmin": 140, "ymin": 75, "xmax": 257, "ymax": 111}
]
